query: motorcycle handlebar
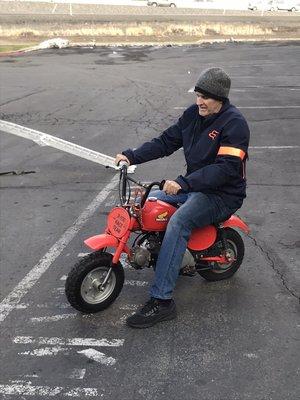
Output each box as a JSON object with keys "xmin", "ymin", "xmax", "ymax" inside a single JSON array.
[
  {"xmin": 118, "ymin": 165, "xmax": 165, "ymax": 207},
  {"xmin": 119, "ymin": 163, "xmax": 128, "ymax": 205},
  {"xmin": 140, "ymin": 180, "xmax": 165, "ymax": 208}
]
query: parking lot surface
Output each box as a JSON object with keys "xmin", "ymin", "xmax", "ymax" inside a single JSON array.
[{"xmin": 0, "ymin": 42, "xmax": 299, "ymax": 399}]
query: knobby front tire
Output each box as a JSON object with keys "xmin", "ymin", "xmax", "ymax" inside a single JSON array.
[{"xmin": 65, "ymin": 251, "xmax": 124, "ymax": 313}]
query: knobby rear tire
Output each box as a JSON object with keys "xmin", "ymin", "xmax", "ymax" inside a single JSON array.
[{"xmin": 65, "ymin": 251, "xmax": 124, "ymax": 313}]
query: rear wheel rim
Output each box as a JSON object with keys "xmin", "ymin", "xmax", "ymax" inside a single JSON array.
[
  {"xmin": 210, "ymin": 239, "xmax": 238, "ymax": 274},
  {"xmin": 80, "ymin": 267, "xmax": 116, "ymax": 304}
]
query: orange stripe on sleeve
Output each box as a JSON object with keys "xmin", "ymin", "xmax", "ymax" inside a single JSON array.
[{"xmin": 217, "ymin": 146, "xmax": 246, "ymax": 160}]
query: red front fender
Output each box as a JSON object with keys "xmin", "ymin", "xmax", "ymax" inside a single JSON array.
[
  {"xmin": 84, "ymin": 234, "xmax": 119, "ymax": 251},
  {"xmin": 222, "ymin": 215, "xmax": 250, "ymax": 234}
]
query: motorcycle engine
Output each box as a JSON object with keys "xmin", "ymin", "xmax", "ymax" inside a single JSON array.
[{"xmin": 128, "ymin": 233, "xmax": 161, "ymax": 269}]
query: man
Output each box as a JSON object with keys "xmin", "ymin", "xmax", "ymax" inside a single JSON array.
[{"xmin": 115, "ymin": 67, "xmax": 250, "ymax": 329}]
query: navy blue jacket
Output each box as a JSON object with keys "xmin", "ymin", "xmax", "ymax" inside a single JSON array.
[{"xmin": 123, "ymin": 100, "xmax": 250, "ymax": 210}]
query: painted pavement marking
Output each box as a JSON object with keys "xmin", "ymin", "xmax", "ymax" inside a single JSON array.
[
  {"xmin": 30, "ymin": 314, "xmax": 78, "ymax": 323},
  {"xmin": 13, "ymin": 336, "xmax": 124, "ymax": 368},
  {"xmin": 13, "ymin": 336, "xmax": 124, "ymax": 347},
  {"xmin": 12, "ymin": 302, "xmax": 72, "ymax": 310},
  {"xmin": 0, "ymin": 175, "xmax": 119, "ymax": 323},
  {"xmin": 12, "ymin": 301, "xmax": 138, "ymax": 313},
  {"xmin": 19, "ymin": 346, "xmax": 68, "ymax": 357},
  {"xmin": 188, "ymin": 87, "xmax": 300, "ymax": 92},
  {"xmin": 124, "ymin": 279, "xmax": 149, "ymax": 287},
  {"xmin": 78, "ymin": 349, "xmax": 116, "ymax": 366},
  {"xmin": 174, "ymin": 106, "xmax": 300, "ymax": 110},
  {"xmin": 238, "ymin": 106, "xmax": 300, "ymax": 109},
  {"xmin": 249, "ymin": 146, "xmax": 300, "ymax": 150},
  {"xmin": 119, "ymin": 304, "xmax": 140, "ymax": 310},
  {"xmin": 69, "ymin": 369, "xmax": 86, "ymax": 380},
  {"xmin": 244, "ymin": 353, "xmax": 259, "ymax": 359},
  {"xmin": 54, "ymin": 287, "xmax": 69, "ymax": 295},
  {"xmin": 0, "ymin": 381, "xmax": 100, "ymax": 397}
]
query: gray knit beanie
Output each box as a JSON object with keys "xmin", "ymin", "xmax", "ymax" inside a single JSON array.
[{"xmin": 194, "ymin": 67, "xmax": 231, "ymax": 101}]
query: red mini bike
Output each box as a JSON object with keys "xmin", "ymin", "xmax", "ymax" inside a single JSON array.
[{"xmin": 65, "ymin": 163, "xmax": 250, "ymax": 313}]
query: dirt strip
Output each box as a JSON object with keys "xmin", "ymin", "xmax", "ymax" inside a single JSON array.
[{"xmin": 0, "ymin": 1, "xmax": 299, "ymax": 44}]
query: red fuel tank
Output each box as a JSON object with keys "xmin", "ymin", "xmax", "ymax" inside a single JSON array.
[{"xmin": 141, "ymin": 198, "xmax": 177, "ymax": 231}]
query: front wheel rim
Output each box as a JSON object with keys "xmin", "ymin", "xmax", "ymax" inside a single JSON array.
[{"xmin": 80, "ymin": 267, "xmax": 116, "ymax": 304}]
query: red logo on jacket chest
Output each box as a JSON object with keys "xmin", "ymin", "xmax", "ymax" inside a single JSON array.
[{"xmin": 208, "ymin": 130, "xmax": 219, "ymax": 140}]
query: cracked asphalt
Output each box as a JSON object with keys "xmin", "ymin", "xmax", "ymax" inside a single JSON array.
[{"xmin": 0, "ymin": 42, "xmax": 299, "ymax": 399}]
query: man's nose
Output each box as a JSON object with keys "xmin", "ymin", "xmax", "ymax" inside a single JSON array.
[{"xmin": 196, "ymin": 96, "xmax": 203, "ymax": 106}]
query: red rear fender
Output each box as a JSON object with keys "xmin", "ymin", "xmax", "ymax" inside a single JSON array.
[
  {"xmin": 222, "ymin": 215, "xmax": 250, "ymax": 234},
  {"xmin": 84, "ymin": 234, "xmax": 119, "ymax": 251}
]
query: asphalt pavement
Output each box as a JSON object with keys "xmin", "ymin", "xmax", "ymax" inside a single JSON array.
[{"xmin": 0, "ymin": 42, "xmax": 299, "ymax": 399}]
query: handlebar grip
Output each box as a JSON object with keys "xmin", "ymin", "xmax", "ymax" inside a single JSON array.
[{"xmin": 118, "ymin": 160, "xmax": 129, "ymax": 168}]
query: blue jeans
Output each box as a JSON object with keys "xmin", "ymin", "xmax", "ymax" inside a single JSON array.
[{"xmin": 149, "ymin": 190, "xmax": 236, "ymax": 300}]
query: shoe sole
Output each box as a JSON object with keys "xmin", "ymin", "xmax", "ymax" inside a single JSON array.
[{"xmin": 126, "ymin": 309, "xmax": 177, "ymax": 329}]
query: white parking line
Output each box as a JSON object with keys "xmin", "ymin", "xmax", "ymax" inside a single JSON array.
[
  {"xmin": 250, "ymin": 146, "xmax": 300, "ymax": 150},
  {"xmin": 7, "ymin": 302, "xmax": 72, "ymax": 310},
  {"xmin": 19, "ymin": 347, "xmax": 68, "ymax": 357},
  {"xmin": 0, "ymin": 303, "xmax": 29, "ymax": 310},
  {"xmin": 0, "ymin": 381, "xmax": 99, "ymax": 397},
  {"xmin": 124, "ymin": 280, "xmax": 149, "ymax": 287},
  {"xmin": 189, "ymin": 87, "xmax": 300, "ymax": 92},
  {"xmin": 13, "ymin": 336, "xmax": 124, "ymax": 347},
  {"xmin": 175, "ymin": 106, "xmax": 300, "ymax": 110},
  {"xmin": 0, "ymin": 176, "xmax": 118, "ymax": 323},
  {"xmin": 30, "ymin": 314, "xmax": 77, "ymax": 323},
  {"xmin": 35, "ymin": 302, "xmax": 71, "ymax": 309},
  {"xmin": 78, "ymin": 349, "xmax": 116, "ymax": 366},
  {"xmin": 119, "ymin": 304, "xmax": 140, "ymax": 310},
  {"xmin": 239, "ymin": 106, "xmax": 300, "ymax": 109}
]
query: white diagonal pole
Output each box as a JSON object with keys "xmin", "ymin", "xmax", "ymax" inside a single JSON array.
[{"xmin": 0, "ymin": 120, "xmax": 136, "ymax": 173}]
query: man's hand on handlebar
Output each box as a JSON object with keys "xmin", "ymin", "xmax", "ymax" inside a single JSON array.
[
  {"xmin": 115, "ymin": 154, "xmax": 130, "ymax": 166},
  {"xmin": 163, "ymin": 180, "xmax": 182, "ymax": 195}
]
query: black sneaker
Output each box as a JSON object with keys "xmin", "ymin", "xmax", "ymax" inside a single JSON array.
[{"xmin": 126, "ymin": 298, "xmax": 177, "ymax": 329}]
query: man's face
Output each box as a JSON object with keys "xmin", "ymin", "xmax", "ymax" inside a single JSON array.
[{"xmin": 196, "ymin": 92, "xmax": 222, "ymax": 117}]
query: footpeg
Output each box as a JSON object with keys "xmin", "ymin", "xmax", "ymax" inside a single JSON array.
[{"xmin": 179, "ymin": 265, "xmax": 197, "ymax": 277}]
